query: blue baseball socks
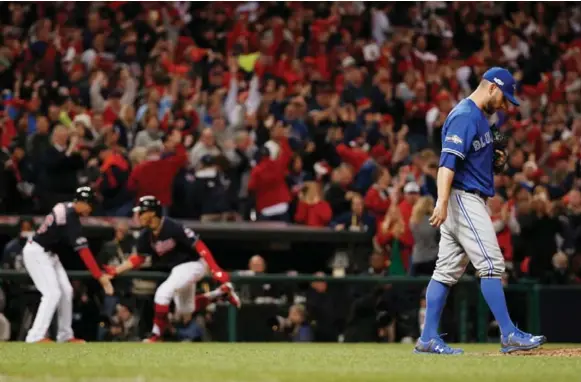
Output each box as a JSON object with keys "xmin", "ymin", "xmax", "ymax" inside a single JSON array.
[
  {"xmin": 420, "ymin": 278, "xmax": 517, "ymax": 341},
  {"xmin": 480, "ymin": 278, "xmax": 516, "ymax": 336},
  {"xmin": 420, "ymin": 279, "xmax": 449, "ymax": 341}
]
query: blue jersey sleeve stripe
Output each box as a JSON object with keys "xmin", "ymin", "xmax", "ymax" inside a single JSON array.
[{"xmin": 441, "ymin": 148, "xmax": 465, "ymax": 159}]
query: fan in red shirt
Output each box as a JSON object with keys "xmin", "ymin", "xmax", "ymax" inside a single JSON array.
[
  {"xmin": 294, "ymin": 181, "xmax": 332, "ymax": 227},
  {"xmin": 488, "ymin": 196, "xmax": 514, "ymax": 263},
  {"xmin": 364, "ymin": 166, "xmax": 391, "ymax": 226},
  {"xmin": 394, "ymin": 182, "xmax": 421, "ymax": 270},
  {"xmin": 127, "ymin": 130, "xmax": 188, "ymax": 209},
  {"xmin": 248, "ymin": 133, "xmax": 293, "ymax": 221}
]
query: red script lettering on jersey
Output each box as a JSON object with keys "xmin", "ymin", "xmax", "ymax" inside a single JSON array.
[{"xmin": 154, "ymin": 239, "xmax": 176, "ymax": 256}]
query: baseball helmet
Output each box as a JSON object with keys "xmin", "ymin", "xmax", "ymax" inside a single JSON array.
[
  {"xmin": 74, "ymin": 186, "xmax": 96, "ymax": 206},
  {"xmin": 133, "ymin": 195, "xmax": 162, "ymax": 216}
]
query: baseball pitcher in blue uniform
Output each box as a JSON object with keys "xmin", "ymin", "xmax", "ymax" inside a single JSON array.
[{"xmin": 415, "ymin": 67, "xmax": 547, "ymax": 354}]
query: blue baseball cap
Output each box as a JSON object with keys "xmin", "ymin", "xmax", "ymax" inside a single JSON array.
[{"xmin": 482, "ymin": 67, "xmax": 519, "ymax": 106}]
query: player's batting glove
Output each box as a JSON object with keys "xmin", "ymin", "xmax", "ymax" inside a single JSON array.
[
  {"xmin": 103, "ymin": 265, "xmax": 117, "ymax": 277},
  {"xmin": 212, "ymin": 270, "xmax": 230, "ymax": 283}
]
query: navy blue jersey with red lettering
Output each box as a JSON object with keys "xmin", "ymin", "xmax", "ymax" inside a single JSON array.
[
  {"xmin": 33, "ymin": 203, "xmax": 89, "ymax": 253},
  {"xmin": 135, "ymin": 217, "xmax": 199, "ymax": 270},
  {"xmin": 439, "ymin": 98, "xmax": 495, "ymax": 197}
]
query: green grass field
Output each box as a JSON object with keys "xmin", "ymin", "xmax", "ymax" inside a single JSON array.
[{"xmin": 0, "ymin": 343, "xmax": 579, "ymax": 382}]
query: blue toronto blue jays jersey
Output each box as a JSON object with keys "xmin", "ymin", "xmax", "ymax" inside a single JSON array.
[{"xmin": 439, "ymin": 98, "xmax": 494, "ymax": 197}]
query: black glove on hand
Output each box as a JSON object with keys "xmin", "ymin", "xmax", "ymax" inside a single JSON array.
[{"xmin": 491, "ymin": 124, "xmax": 508, "ymax": 174}]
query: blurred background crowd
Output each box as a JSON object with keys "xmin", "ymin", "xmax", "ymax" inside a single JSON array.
[{"xmin": 1, "ymin": 1, "xmax": 581, "ymax": 342}]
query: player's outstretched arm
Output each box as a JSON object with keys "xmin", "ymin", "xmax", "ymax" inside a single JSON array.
[
  {"xmin": 105, "ymin": 254, "xmax": 145, "ymax": 277},
  {"xmin": 77, "ymin": 247, "xmax": 115, "ymax": 295},
  {"xmin": 194, "ymin": 240, "xmax": 230, "ymax": 283}
]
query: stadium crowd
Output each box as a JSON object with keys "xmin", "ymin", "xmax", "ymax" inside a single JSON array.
[{"xmin": 1, "ymin": 1, "xmax": 581, "ymax": 341}]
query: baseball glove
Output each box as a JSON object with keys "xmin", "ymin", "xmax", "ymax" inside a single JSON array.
[{"xmin": 491, "ymin": 124, "xmax": 508, "ymax": 173}]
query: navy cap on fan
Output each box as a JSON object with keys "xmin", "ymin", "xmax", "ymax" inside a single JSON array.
[
  {"xmin": 74, "ymin": 186, "xmax": 96, "ymax": 206},
  {"xmin": 133, "ymin": 195, "xmax": 162, "ymax": 216}
]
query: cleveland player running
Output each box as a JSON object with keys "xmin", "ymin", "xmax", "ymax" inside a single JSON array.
[
  {"xmin": 105, "ymin": 195, "xmax": 240, "ymax": 342},
  {"xmin": 23, "ymin": 187, "xmax": 114, "ymax": 343}
]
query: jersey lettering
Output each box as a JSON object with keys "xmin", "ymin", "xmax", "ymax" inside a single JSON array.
[
  {"xmin": 154, "ymin": 239, "xmax": 176, "ymax": 256},
  {"xmin": 472, "ymin": 131, "xmax": 492, "ymax": 151}
]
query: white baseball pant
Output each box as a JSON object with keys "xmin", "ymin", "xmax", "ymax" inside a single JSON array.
[
  {"xmin": 154, "ymin": 260, "xmax": 208, "ymax": 314},
  {"xmin": 22, "ymin": 241, "xmax": 74, "ymax": 343},
  {"xmin": 433, "ymin": 189, "xmax": 505, "ymax": 285}
]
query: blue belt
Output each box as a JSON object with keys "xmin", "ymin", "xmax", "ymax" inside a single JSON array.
[{"xmin": 462, "ymin": 189, "xmax": 488, "ymax": 201}]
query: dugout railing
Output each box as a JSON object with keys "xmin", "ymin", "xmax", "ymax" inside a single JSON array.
[{"xmin": 1, "ymin": 270, "xmax": 579, "ymax": 343}]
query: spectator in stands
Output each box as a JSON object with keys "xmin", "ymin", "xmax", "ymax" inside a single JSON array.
[
  {"xmin": 237, "ymin": 255, "xmax": 283, "ymax": 304},
  {"xmin": 305, "ymin": 271, "xmax": 343, "ymax": 342},
  {"xmin": 345, "ymin": 251, "xmax": 396, "ymax": 342},
  {"xmin": 324, "ymin": 163, "xmax": 356, "ymax": 217},
  {"xmin": 331, "ymin": 194, "xmax": 375, "ymax": 235},
  {"xmin": 409, "ymin": 196, "xmax": 438, "ymax": 276},
  {"xmin": 134, "ymin": 115, "xmax": 162, "ymax": 149},
  {"xmin": 364, "ymin": 166, "xmax": 391, "ymax": 226},
  {"xmin": 519, "ymin": 191, "xmax": 561, "ymax": 279},
  {"xmin": 189, "ymin": 154, "xmax": 230, "ymax": 221},
  {"xmin": 1, "ymin": 217, "xmax": 33, "ymax": 270},
  {"xmin": 375, "ymin": 190, "xmax": 406, "ymax": 256},
  {"xmin": 169, "ymin": 312, "xmax": 204, "ymax": 342},
  {"xmin": 565, "ymin": 189, "xmax": 581, "ymax": 252},
  {"xmin": 95, "ymin": 145, "xmax": 132, "ymax": 217},
  {"xmin": 287, "ymin": 154, "xmax": 309, "ymax": 207},
  {"xmin": 544, "ymin": 251, "xmax": 575, "ymax": 285},
  {"xmin": 489, "ymin": 196, "xmax": 520, "ymax": 265},
  {"xmin": 248, "ymin": 142, "xmax": 292, "ymax": 222},
  {"xmin": 27, "ymin": 115, "xmax": 51, "ymax": 168},
  {"xmin": 128, "ymin": 131, "xmax": 188, "ymax": 213},
  {"xmin": 189, "ymin": 128, "xmax": 221, "ymax": 169},
  {"xmin": 224, "ymin": 130, "xmax": 256, "ymax": 218},
  {"xmin": 99, "ymin": 300, "xmax": 139, "ymax": 342},
  {"xmin": 39, "ymin": 125, "xmax": 85, "ymax": 210},
  {"xmin": 2, "ymin": 142, "xmax": 35, "ymax": 214},
  {"xmin": 71, "ymin": 280, "xmax": 100, "ymax": 341},
  {"xmin": 287, "ymin": 304, "xmax": 313, "ymax": 342},
  {"xmin": 294, "ymin": 181, "xmax": 333, "ymax": 227},
  {"xmin": 396, "ymin": 181, "xmax": 421, "ymax": 267}
]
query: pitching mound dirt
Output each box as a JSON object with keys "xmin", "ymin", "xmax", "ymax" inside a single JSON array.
[
  {"xmin": 506, "ymin": 348, "xmax": 581, "ymax": 357},
  {"xmin": 481, "ymin": 348, "xmax": 581, "ymax": 357}
]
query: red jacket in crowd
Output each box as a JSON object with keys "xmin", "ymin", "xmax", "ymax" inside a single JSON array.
[
  {"xmin": 294, "ymin": 200, "xmax": 333, "ymax": 227},
  {"xmin": 127, "ymin": 144, "xmax": 188, "ymax": 206},
  {"xmin": 336, "ymin": 143, "xmax": 369, "ymax": 173},
  {"xmin": 492, "ymin": 215, "xmax": 513, "ymax": 261},
  {"xmin": 248, "ymin": 138, "xmax": 292, "ymax": 213},
  {"xmin": 364, "ymin": 185, "xmax": 391, "ymax": 226}
]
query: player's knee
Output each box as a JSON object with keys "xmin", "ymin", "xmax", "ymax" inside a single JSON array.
[
  {"xmin": 154, "ymin": 285, "xmax": 174, "ymax": 305},
  {"xmin": 42, "ymin": 289, "xmax": 62, "ymax": 306},
  {"xmin": 60, "ymin": 283, "xmax": 73, "ymax": 301}
]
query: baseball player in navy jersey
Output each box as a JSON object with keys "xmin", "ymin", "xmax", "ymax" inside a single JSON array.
[
  {"xmin": 106, "ymin": 195, "xmax": 240, "ymax": 342},
  {"xmin": 415, "ymin": 67, "xmax": 546, "ymax": 355},
  {"xmin": 22, "ymin": 187, "xmax": 114, "ymax": 343}
]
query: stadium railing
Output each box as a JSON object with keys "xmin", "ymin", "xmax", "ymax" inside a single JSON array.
[{"xmin": 3, "ymin": 270, "xmax": 577, "ymax": 342}]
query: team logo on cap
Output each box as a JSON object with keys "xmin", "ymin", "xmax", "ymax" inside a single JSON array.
[
  {"xmin": 445, "ymin": 135, "xmax": 463, "ymax": 145},
  {"xmin": 494, "ymin": 78, "xmax": 504, "ymax": 86}
]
